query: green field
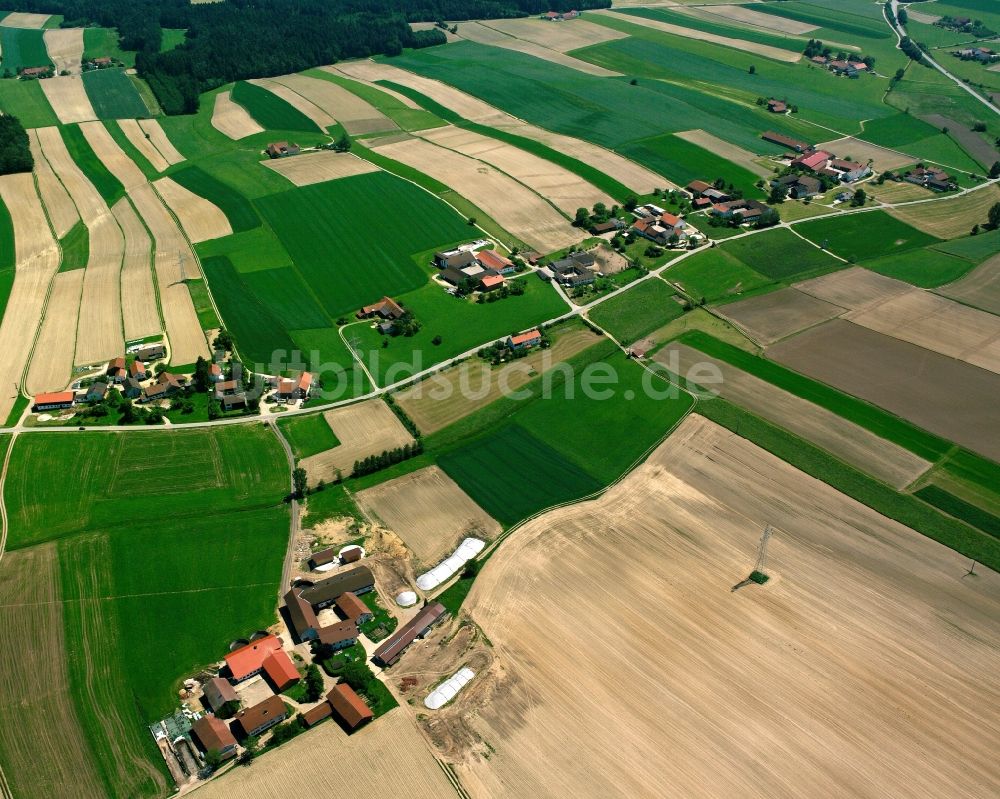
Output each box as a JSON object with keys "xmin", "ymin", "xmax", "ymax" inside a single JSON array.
[
  {"xmin": 196, "ymin": 225, "xmax": 293, "ymax": 273},
  {"xmin": 82, "ymin": 67, "xmax": 150, "ymax": 119},
  {"xmin": 0, "ymin": 198, "xmax": 12, "ymax": 319},
  {"xmin": 932, "ymin": 228, "xmax": 1000, "ymax": 261},
  {"xmin": 0, "ymin": 26, "xmax": 51, "ymax": 73},
  {"xmin": 721, "ymin": 227, "xmax": 843, "ymax": 279},
  {"xmin": 914, "ymin": 484, "xmax": 1000, "ymax": 539},
  {"xmin": 588, "ymin": 277, "xmax": 683, "ymax": 345},
  {"xmin": 231, "ymin": 80, "xmax": 322, "ymax": 133},
  {"xmin": 254, "ymin": 171, "xmax": 472, "ymax": 318},
  {"xmin": 796, "ymin": 211, "xmax": 940, "ymax": 262},
  {"xmin": 161, "ymin": 28, "xmax": 186, "ymax": 52},
  {"xmin": 58, "ymin": 220, "xmax": 89, "ymax": 272},
  {"xmin": 82, "ymin": 27, "xmax": 136, "ymax": 68},
  {"xmin": 0, "ymin": 77, "xmax": 57, "ymax": 126},
  {"xmin": 303, "ymin": 69, "xmax": 446, "ymax": 133},
  {"xmin": 863, "ymin": 247, "xmax": 976, "ymax": 287},
  {"xmin": 61, "ymin": 123, "xmax": 125, "ymax": 205},
  {"xmin": 666, "ymin": 247, "xmax": 774, "ymax": 303},
  {"xmin": 279, "ymin": 412, "xmax": 340, "ymax": 460},
  {"xmin": 169, "ymin": 164, "xmax": 260, "ymax": 232},
  {"xmin": 615, "ymin": 7, "xmax": 804, "ymax": 53},
  {"xmin": 352, "ymin": 277, "xmax": 568, "ymax": 383}
]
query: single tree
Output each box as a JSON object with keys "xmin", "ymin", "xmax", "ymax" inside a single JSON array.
[
  {"xmin": 193, "ymin": 356, "xmax": 210, "ymax": 392},
  {"xmin": 334, "ymin": 132, "xmax": 351, "ymax": 152},
  {"xmin": 989, "ymin": 161, "xmax": 1000, "ymax": 179},
  {"xmin": 748, "ymin": 64, "xmax": 756, "ymax": 75},
  {"xmin": 988, "ymin": 202, "xmax": 1000, "ymax": 230},
  {"xmin": 292, "ymin": 467, "xmax": 308, "ymax": 498},
  {"xmin": 304, "ymin": 664, "xmax": 324, "ymax": 702}
]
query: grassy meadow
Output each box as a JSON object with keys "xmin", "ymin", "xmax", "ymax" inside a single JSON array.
[
  {"xmin": 231, "ymin": 80, "xmax": 323, "ymax": 133},
  {"xmin": 0, "ymin": 26, "xmax": 51, "ymax": 73},
  {"xmin": 62, "ymin": 122, "xmax": 126, "ymax": 205},
  {"xmin": 0, "ymin": 77, "xmax": 57, "ymax": 126},
  {"xmin": 587, "ymin": 277, "xmax": 683, "ymax": 345},
  {"xmin": 83, "ymin": 68, "xmax": 150, "ymax": 119},
  {"xmin": 796, "ymin": 211, "xmax": 940, "ymax": 262}
]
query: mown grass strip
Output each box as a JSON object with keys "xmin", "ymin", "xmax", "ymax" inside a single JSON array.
[
  {"xmin": 915, "ymin": 484, "xmax": 1000, "ymax": 540},
  {"xmin": 678, "ymin": 330, "xmax": 952, "ymax": 461},
  {"xmin": 61, "ymin": 123, "xmax": 125, "ymax": 205},
  {"xmin": 378, "ymin": 80, "xmax": 637, "ymax": 202},
  {"xmin": 169, "ymin": 164, "xmax": 260, "ymax": 233},
  {"xmin": 699, "ymin": 399, "xmax": 1000, "ymax": 570},
  {"xmin": 58, "ymin": 219, "xmax": 89, "ymax": 272},
  {"xmin": 231, "ymin": 80, "xmax": 321, "ymax": 133}
]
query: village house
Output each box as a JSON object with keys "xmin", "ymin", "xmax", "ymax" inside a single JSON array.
[
  {"xmin": 213, "ymin": 379, "xmax": 241, "ymax": 400},
  {"xmin": 357, "ymin": 296, "xmax": 405, "ymax": 321},
  {"xmin": 828, "ymin": 158, "xmax": 871, "ymax": 182},
  {"xmin": 317, "ymin": 620, "xmax": 359, "ymax": 650},
  {"xmin": 632, "ymin": 212, "xmax": 687, "ymax": 245},
  {"xmin": 508, "ymin": 329, "xmax": 542, "ymax": 350},
  {"xmin": 123, "ymin": 377, "xmax": 142, "ymax": 400},
  {"xmin": 106, "ymin": 357, "xmax": 127, "ymax": 383},
  {"xmin": 276, "ymin": 372, "xmax": 312, "ymax": 401},
  {"xmin": 476, "ymin": 249, "xmax": 516, "ymax": 275},
  {"xmin": 434, "ymin": 249, "xmax": 477, "ymax": 270},
  {"xmin": 202, "ymin": 676, "xmax": 239, "ymax": 714},
  {"xmin": 140, "ymin": 383, "xmax": 170, "ymax": 404},
  {"xmin": 129, "ymin": 360, "xmax": 147, "ymax": 381},
  {"xmin": 266, "ymin": 141, "xmax": 300, "ymax": 159},
  {"xmin": 284, "ymin": 587, "xmax": 321, "ymax": 642},
  {"xmin": 773, "ymin": 174, "xmax": 822, "ymax": 199},
  {"xmin": 591, "ymin": 218, "xmax": 625, "ymax": 234},
  {"xmin": 20, "ymin": 66, "xmax": 51, "ymax": 78},
  {"xmin": 209, "ymin": 363, "xmax": 223, "ymax": 383},
  {"xmin": 479, "ymin": 274, "xmax": 505, "ymax": 292},
  {"xmin": 548, "ymin": 251, "xmax": 597, "ymax": 288},
  {"xmin": 85, "ymin": 381, "xmax": 108, "ymax": 403},
  {"xmin": 136, "ymin": 343, "xmax": 166, "ymax": 361},
  {"xmin": 335, "ymin": 591, "xmax": 373, "ymax": 625},
  {"xmin": 767, "ymin": 98, "xmax": 787, "ymax": 114},
  {"xmin": 953, "ymin": 47, "xmax": 999, "ymax": 63},
  {"xmin": 232, "ymin": 695, "xmax": 287, "ymax": 739},
  {"xmin": 761, "ymin": 131, "xmax": 812, "ymax": 154},
  {"xmin": 33, "ymin": 391, "xmax": 75, "ymax": 412},
  {"xmin": 261, "ymin": 649, "xmax": 300, "ymax": 692},
  {"xmin": 904, "ymin": 166, "xmax": 956, "ymax": 192},
  {"xmin": 372, "ymin": 602, "xmax": 448, "ymax": 667},
  {"xmin": 828, "ymin": 60, "xmax": 859, "ymax": 77},
  {"xmin": 190, "ymin": 715, "xmax": 238, "ymax": 761},
  {"xmin": 327, "ymin": 683, "xmax": 374, "ymax": 730},
  {"xmin": 309, "ymin": 547, "xmax": 337, "ymax": 569},
  {"xmin": 298, "ymin": 566, "xmax": 375, "ymax": 609},
  {"xmin": 224, "ymin": 635, "xmax": 283, "ymax": 683},
  {"xmin": 222, "ymin": 393, "xmax": 248, "ymax": 411},
  {"xmin": 711, "ymin": 198, "xmax": 769, "ymax": 223},
  {"xmin": 541, "ymin": 9, "xmax": 579, "ymax": 20}
]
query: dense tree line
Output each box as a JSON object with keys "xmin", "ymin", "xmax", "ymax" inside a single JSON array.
[
  {"xmin": 352, "ymin": 441, "xmax": 424, "ymax": 477},
  {"xmin": 9, "ymin": 0, "xmax": 609, "ymax": 114},
  {"xmin": 0, "ymin": 115, "xmax": 33, "ymax": 175}
]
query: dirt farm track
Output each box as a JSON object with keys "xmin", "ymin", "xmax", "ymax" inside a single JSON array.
[{"xmin": 444, "ymin": 415, "xmax": 1000, "ymax": 799}]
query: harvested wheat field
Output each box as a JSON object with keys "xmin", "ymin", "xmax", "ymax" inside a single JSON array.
[
  {"xmin": 317, "ymin": 65, "xmax": 422, "ymax": 109},
  {"xmin": 716, "ymin": 287, "xmax": 843, "ymax": 345},
  {"xmin": 113, "ymin": 198, "xmax": 160, "ymax": 342},
  {"xmin": 81, "ymin": 120, "xmax": 147, "ymax": 190},
  {"xmin": 301, "ymin": 399, "xmax": 415, "ymax": 483},
  {"xmin": 843, "ymin": 289, "xmax": 1000, "ymax": 375},
  {"xmin": 211, "ymin": 90, "xmax": 264, "ymax": 139},
  {"xmin": 0, "ymin": 11, "xmax": 50, "ymax": 27},
  {"xmin": 769, "ymin": 319, "xmax": 1000, "ymax": 461},
  {"xmin": 137, "ymin": 118, "xmax": 185, "ymax": 165},
  {"xmin": 458, "ymin": 21, "xmax": 623, "ymax": 77},
  {"xmin": 333, "ymin": 60, "xmax": 669, "ymax": 193},
  {"xmin": 74, "ymin": 212, "xmax": 125, "ymax": 365},
  {"xmin": 154, "ymin": 177, "xmax": 232, "ymax": 243},
  {"xmin": 592, "ymin": 8, "xmax": 800, "ymax": 62},
  {"xmin": 676, "ymin": 129, "xmax": 771, "ymax": 177},
  {"xmin": 193, "ymin": 709, "xmax": 453, "ymax": 799},
  {"xmin": 28, "ymin": 129, "xmax": 79, "ymax": 238},
  {"xmin": 395, "ymin": 325, "xmax": 600, "ymax": 434},
  {"xmin": 372, "ymin": 136, "xmax": 581, "ymax": 252},
  {"xmin": 451, "ymin": 414, "xmax": 1000, "ymax": 799},
  {"xmin": 420, "ymin": 124, "xmax": 613, "ymax": 215},
  {"xmin": 40, "ymin": 75, "xmax": 97, "ymax": 124},
  {"xmin": 657, "ymin": 343, "xmax": 930, "ymax": 487},
  {"xmin": 867, "ymin": 180, "xmax": 933, "ymax": 204},
  {"xmin": 117, "ymin": 118, "xmax": 170, "ymax": 172},
  {"xmin": 794, "ymin": 266, "xmax": 910, "ymax": 312},
  {"xmin": 357, "ymin": 466, "xmax": 501, "ymax": 565},
  {"xmin": 129, "ymin": 183, "xmax": 209, "ymax": 364},
  {"xmin": 0, "ymin": 545, "xmax": 107, "ymax": 799},
  {"xmin": 816, "ymin": 136, "xmax": 913, "ymax": 172},
  {"xmin": 939, "ymin": 252, "xmax": 1000, "ymax": 315},
  {"xmin": 43, "ymin": 27, "xmax": 83, "ymax": 74},
  {"xmin": 693, "ymin": 3, "xmax": 818, "ymax": 34},
  {"xmin": 478, "ymin": 17, "xmax": 628, "ymax": 52},
  {"xmin": 35, "ymin": 126, "xmax": 107, "ymax": 224},
  {"xmin": 27, "ymin": 269, "xmax": 84, "ymax": 393},
  {"xmin": 0, "ymin": 174, "xmax": 60, "ymax": 419},
  {"xmin": 890, "ymin": 184, "xmax": 1000, "ymax": 239},
  {"xmin": 249, "ymin": 78, "xmax": 334, "ymax": 130},
  {"xmin": 262, "ymin": 150, "xmax": 379, "ymax": 186},
  {"xmin": 267, "ymin": 73, "xmax": 395, "ymax": 135}
]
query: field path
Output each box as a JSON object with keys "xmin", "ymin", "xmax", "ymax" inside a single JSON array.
[{"xmin": 43, "ymin": 28, "xmax": 83, "ymax": 74}]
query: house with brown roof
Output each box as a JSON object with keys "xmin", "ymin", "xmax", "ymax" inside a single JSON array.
[
  {"xmin": 191, "ymin": 715, "xmax": 238, "ymax": 760},
  {"xmin": 828, "ymin": 158, "xmax": 871, "ymax": 182},
  {"xmin": 284, "ymin": 586, "xmax": 320, "ymax": 641},
  {"xmin": 136, "ymin": 343, "xmax": 166, "ymax": 361},
  {"xmin": 327, "ymin": 683, "xmax": 373, "ymax": 730},
  {"xmin": 335, "ymin": 591, "xmax": 373, "ymax": 625},
  {"xmin": 232, "ymin": 695, "xmax": 287, "ymax": 739},
  {"xmin": 33, "ymin": 391, "xmax": 75, "ymax": 412},
  {"xmin": 302, "ymin": 700, "xmax": 333, "ymax": 728},
  {"xmin": 202, "ymin": 676, "xmax": 239, "ymax": 713},
  {"xmin": 224, "ymin": 635, "xmax": 283, "ymax": 683},
  {"xmin": 309, "ymin": 547, "xmax": 336, "ymax": 569},
  {"xmin": 767, "ymin": 98, "xmax": 787, "ymax": 113},
  {"xmin": 476, "ymin": 249, "xmax": 515, "ymax": 275},
  {"xmin": 761, "ymin": 131, "xmax": 811, "ymax": 153},
  {"xmin": 685, "ymin": 179, "xmax": 712, "ymax": 197},
  {"xmin": 261, "ymin": 649, "xmax": 300, "ymax": 692},
  {"xmin": 358, "ymin": 297, "xmax": 405, "ymax": 320},
  {"xmin": 129, "ymin": 360, "xmax": 147, "ymax": 381},
  {"xmin": 20, "ymin": 66, "xmax": 52, "ymax": 78},
  {"xmin": 276, "ymin": 372, "xmax": 312, "ymax": 401},
  {"xmin": 479, "ymin": 274, "xmax": 505, "ymax": 292},
  {"xmin": 85, "ymin": 382, "xmax": 108, "ymax": 403},
  {"xmin": 507, "ymin": 329, "xmax": 542, "ymax": 350},
  {"xmin": 434, "ymin": 250, "xmax": 476, "ymax": 270},
  {"xmin": 317, "ymin": 620, "xmax": 359, "ymax": 651},
  {"xmin": 107, "ymin": 357, "xmax": 127, "ymax": 382},
  {"xmin": 372, "ymin": 602, "xmax": 448, "ymax": 667},
  {"xmin": 298, "ymin": 566, "xmax": 375, "ymax": 607},
  {"xmin": 266, "ymin": 142, "xmax": 300, "ymax": 159}
]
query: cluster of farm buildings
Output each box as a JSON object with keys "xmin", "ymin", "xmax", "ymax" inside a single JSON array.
[
  {"xmin": 807, "ymin": 55, "xmax": 873, "ymax": 78},
  {"xmin": 152, "ymin": 540, "xmax": 454, "ymax": 786},
  {"xmin": 951, "ymin": 46, "xmax": 999, "ymax": 64}
]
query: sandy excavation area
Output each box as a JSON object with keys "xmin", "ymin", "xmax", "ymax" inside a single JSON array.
[
  {"xmin": 0, "ymin": 545, "xmax": 108, "ymax": 799},
  {"xmin": 0, "ymin": 174, "xmax": 60, "ymax": 418},
  {"xmin": 40, "ymin": 75, "xmax": 97, "ymax": 124},
  {"xmin": 0, "ymin": 11, "xmax": 50, "ymax": 27},
  {"xmin": 117, "ymin": 119, "xmax": 170, "ymax": 172},
  {"xmin": 457, "ymin": 21, "xmax": 623, "ymax": 77},
  {"xmin": 211, "ymin": 90, "xmax": 264, "ymax": 139},
  {"xmin": 113, "ymin": 198, "xmax": 161, "ymax": 342},
  {"xmin": 332, "ymin": 60, "xmax": 670, "ymax": 193},
  {"xmin": 676, "ymin": 129, "xmax": 771, "ymax": 177},
  {"xmin": 420, "ymin": 124, "xmax": 613, "ymax": 215},
  {"xmin": 657, "ymin": 342, "xmax": 930, "ymax": 487},
  {"xmin": 262, "ymin": 150, "xmax": 379, "ymax": 186},
  {"xmin": 28, "ymin": 129, "xmax": 78, "ymax": 238},
  {"xmin": 192, "ymin": 708, "xmax": 454, "ymax": 799},
  {"xmin": 357, "ymin": 466, "xmax": 501, "ymax": 566},
  {"xmin": 478, "ymin": 17, "xmax": 628, "ymax": 52},
  {"xmin": 301, "ymin": 399, "xmax": 415, "ymax": 483},
  {"xmin": 138, "ymin": 118, "xmax": 185, "ymax": 165},
  {"xmin": 43, "ymin": 27, "xmax": 84, "ymax": 74},
  {"xmin": 27, "ymin": 269, "xmax": 84, "ymax": 393},
  {"xmin": 692, "ymin": 3, "xmax": 818, "ymax": 35},
  {"xmin": 591, "ymin": 8, "xmax": 800, "ymax": 62},
  {"xmin": 267, "ymin": 73, "xmax": 395, "ymax": 135},
  {"xmin": 372, "ymin": 135, "xmax": 581, "ymax": 252},
  {"xmin": 716, "ymin": 286, "xmax": 843, "ymax": 345},
  {"xmin": 450, "ymin": 414, "xmax": 1000, "ymax": 799},
  {"xmin": 154, "ymin": 177, "xmax": 232, "ymax": 243},
  {"xmin": 249, "ymin": 78, "xmax": 334, "ymax": 131}
]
